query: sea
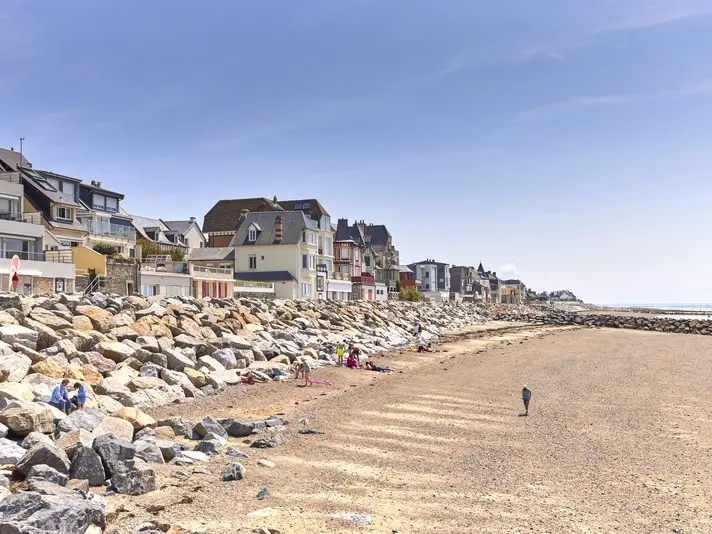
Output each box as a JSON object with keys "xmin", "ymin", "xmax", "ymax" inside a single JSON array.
[{"xmin": 610, "ymin": 303, "xmax": 712, "ymax": 320}]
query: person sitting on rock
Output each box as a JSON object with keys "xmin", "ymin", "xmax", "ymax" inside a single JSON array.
[
  {"xmin": 49, "ymin": 379, "xmax": 73, "ymax": 414},
  {"xmin": 72, "ymin": 382, "xmax": 87, "ymax": 409}
]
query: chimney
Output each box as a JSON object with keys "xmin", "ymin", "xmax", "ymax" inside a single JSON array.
[
  {"xmin": 273, "ymin": 195, "xmax": 277, "ymax": 203},
  {"xmin": 240, "ymin": 209, "xmax": 250, "ymax": 220},
  {"xmin": 190, "ymin": 216, "xmax": 196, "ymax": 222},
  {"xmin": 96, "ymin": 181, "xmax": 101, "ymax": 188},
  {"xmin": 274, "ymin": 215, "xmax": 283, "ymax": 242},
  {"xmin": 91, "ymin": 180, "xmax": 97, "ymax": 186}
]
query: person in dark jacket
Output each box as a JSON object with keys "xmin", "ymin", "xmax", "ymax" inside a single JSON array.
[{"xmin": 522, "ymin": 385, "xmax": 532, "ymax": 416}]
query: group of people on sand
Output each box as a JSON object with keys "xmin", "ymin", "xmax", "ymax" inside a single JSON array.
[{"xmin": 49, "ymin": 379, "xmax": 87, "ymax": 415}]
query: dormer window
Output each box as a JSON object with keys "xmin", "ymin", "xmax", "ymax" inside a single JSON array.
[{"xmin": 248, "ymin": 227, "xmax": 257, "ymax": 242}]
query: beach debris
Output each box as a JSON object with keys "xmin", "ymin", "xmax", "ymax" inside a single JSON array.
[
  {"xmin": 256, "ymin": 487, "xmax": 270, "ymax": 500},
  {"xmin": 298, "ymin": 429, "xmax": 325, "ymax": 435},
  {"xmin": 332, "ymin": 512, "xmax": 373, "ymax": 525}
]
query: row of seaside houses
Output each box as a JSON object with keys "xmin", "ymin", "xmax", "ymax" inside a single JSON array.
[{"xmin": 0, "ymin": 147, "xmax": 526, "ymax": 302}]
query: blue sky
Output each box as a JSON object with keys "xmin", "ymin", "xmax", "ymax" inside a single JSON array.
[{"xmin": 3, "ymin": 1, "xmax": 712, "ymax": 304}]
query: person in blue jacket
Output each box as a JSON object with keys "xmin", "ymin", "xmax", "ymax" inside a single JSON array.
[
  {"xmin": 73, "ymin": 382, "xmax": 87, "ymax": 409},
  {"xmin": 49, "ymin": 379, "xmax": 73, "ymax": 414}
]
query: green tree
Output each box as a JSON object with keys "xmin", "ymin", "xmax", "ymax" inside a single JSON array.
[
  {"xmin": 395, "ymin": 280, "xmax": 402, "ymax": 293},
  {"xmin": 401, "ymin": 286, "xmax": 423, "ymax": 302}
]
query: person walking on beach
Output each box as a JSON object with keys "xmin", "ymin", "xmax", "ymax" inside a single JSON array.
[{"xmin": 522, "ymin": 385, "xmax": 532, "ymax": 416}]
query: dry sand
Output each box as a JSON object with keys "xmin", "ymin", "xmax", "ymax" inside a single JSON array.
[{"xmin": 108, "ymin": 323, "xmax": 712, "ymax": 533}]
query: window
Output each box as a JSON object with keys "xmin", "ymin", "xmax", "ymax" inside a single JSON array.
[
  {"xmin": 249, "ymin": 255, "xmax": 257, "ymax": 269},
  {"xmin": 302, "ymin": 254, "xmax": 308, "ymax": 268},
  {"xmin": 301, "ymin": 282, "xmax": 311, "ymax": 297},
  {"xmin": 93, "ymin": 194, "xmax": 106, "ymax": 210},
  {"xmin": 340, "ymin": 247, "xmax": 349, "ymax": 260},
  {"xmin": 341, "ymin": 266, "xmax": 349, "ymax": 276},
  {"xmin": 425, "ymin": 271, "xmax": 430, "ymax": 279},
  {"xmin": 142, "ymin": 285, "xmax": 159, "ymax": 297},
  {"xmin": 364, "ymin": 255, "xmax": 371, "ymax": 267},
  {"xmin": 309, "ymin": 255, "xmax": 316, "ymax": 269},
  {"xmin": 248, "ymin": 227, "xmax": 257, "ymax": 242},
  {"xmin": 56, "ymin": 207, "xmax": 72, "ymax": 221},
  {"xmin": 54, "ymin": 279, "xmax": 65, "ymax": 293},
  {"xmin": 106, "ymin": 197, "xmax": 119, "ymax": 212},
  {"xmin": 306, "ymin": 232, "xmax": 316, "ymax": 245},
  {"xmin": 36, "ymin": 178, "xmax": 57, "ymax": 191},
  {"xmin": 62, "ymin": 182, "xmax": 75, "ymax": 198}
]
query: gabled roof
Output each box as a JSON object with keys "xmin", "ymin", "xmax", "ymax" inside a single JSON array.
[
  {"xmin": 276, "ymin": 198, "xmax": 330, "ymax": 222},
  {"xmin": 230, "ymin": 210, "xmax": 316, "ymax": 247},
  {"xmin": 187, "ymin": 247, "xmax": 235, "ymax": 261},
  {"xmin": 399, "ymin": 265, "xmax": 414, "ymax": 273},
  {"xmin": 202, "ymin": 198, "xmax": 283, "ymax": 234},
  {"xmin": 334, "ymin": 218, "xmax": 365, "ymax": 246},
  {"xmin": 79, "ymin": 180, "xmax": 125, "ymax": 199},
  {"xmin": 477, "ymin": 262, "xmax": 486, "ymax": 275},
  {"xmin": 129, "ymin": 214, "xmax": 179, "ymax": 245},
  {"xmin": 362, "ymin": 224, "xmax": 391, "ymax": 247},
  {"xmin": 164, "ymin": 219, "xmax": 206, "ymax": 242},
  {"xmin": 234, "ymin": 270, "xmax": 296, "ymax": 282},
  {"xmin": 0, "ymin": 148, "xmax": 30, "ymax": 171},
  {"xmin": 19, "ymin": 168, "xmax": 82, "ymax": 207}
]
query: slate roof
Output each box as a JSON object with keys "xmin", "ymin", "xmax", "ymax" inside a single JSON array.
[
  {"xmin": 129, "ymin": 214, "xmax": 176, "ymax": 245},
  {"xmin": 230, "ymin": 211, "xmax": 317, "ymax": 247},
  {"xmin": 362, "ymin": 224, "xmax": 391, "ymax": 247},
  {"xmin": 334, "ymin": 219, "xmax": 365, "ymax": 246},
  {"xmin": 79, "ymin": 180, "xmax": 125, "ymax": 199},
  {"xmin": 234, "ymin": 271, "xmax": 296, "ymax": 282},
  {"xmin": 399, "ymin": 265, "xmax": 414, "ymax": 273},
  {"xmin": 186, "ymin": 247, "xmax": 235, "ymax": 261},
  {"xmin": 19, "ymin": 168, "xmax": 82, "ymax": 207},
  {"xmin": 276, "ymin": 198, "xmax": 330, "ymax": 222},
  {"xmin": 477, "ymin": 262, "xmax": 486, "ymax": 275},
  {"xmin": 202, "ymin": 198, "xmax": 282, "ymax": 234}
]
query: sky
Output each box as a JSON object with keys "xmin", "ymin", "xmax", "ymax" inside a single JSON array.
[{"xmin": 2, "ymin": 1, "xmax": 712, "ymax": 304}]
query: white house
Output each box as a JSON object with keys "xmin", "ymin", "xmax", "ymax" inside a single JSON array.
[{"xmin": 231, "ymin": 210, "xmax": 319, "ymax": 300}]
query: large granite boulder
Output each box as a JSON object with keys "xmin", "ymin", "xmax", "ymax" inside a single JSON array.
[
  {"xmin": 0, "ymin": 405, "xmax": 54, "ymax": 436},
  {"xmin": 92, "ymin": 433, "xmax": 135, "ymax": 477},
  {"xmin": 75, "ymin": 305, "xmax": 116, "ymax": 333},
  {"xmin": 14, "ymin": 443, "xmax": 71, "ymax": 477},
  {"xmin": 0, "ymin": 490, "xmax": 107, "ymax": 533},
  {"xmin": 0, "ymin": 352, "xmax": 32, "ymax": 382},
  {"xmin": 69, "ymin": 445, "xmax": 106, "ymax": 486}
]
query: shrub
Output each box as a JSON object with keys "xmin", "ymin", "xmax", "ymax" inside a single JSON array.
[{"xmin": 93, "ymin": 243, "xmax": 117, "ymax": 256}]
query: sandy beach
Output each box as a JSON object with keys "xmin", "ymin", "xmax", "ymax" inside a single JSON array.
[{"xmin": 107, "ymin": 323, "xmax": 712, "ymax": 534}]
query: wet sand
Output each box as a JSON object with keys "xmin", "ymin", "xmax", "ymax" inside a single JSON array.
[{"xmin": 107, "ymin": 324, "xmax": 712, "ymax": 533}]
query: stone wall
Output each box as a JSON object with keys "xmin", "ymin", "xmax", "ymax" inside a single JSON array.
[
  {"xmin": 493, "ymin": 309, "xmax": 712, "ymax": 336},
  {"xmin": 32, "ymin": 276, "xmax": 74, "ymax": 295},
  {"xmin": 105, "ymin": 260, "xmax": 140, "ymax": 296}
]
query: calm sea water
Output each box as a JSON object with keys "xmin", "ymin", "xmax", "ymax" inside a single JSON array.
[{"xmin": 611, "ymin": 304, "xmax": 712, "ymax": 320}]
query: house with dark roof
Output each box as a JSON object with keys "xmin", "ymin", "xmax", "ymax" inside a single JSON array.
[
  {"xmin": 0, "ymin": 150, "xmax": 76, "ymax": 294},
  {"xmin": 333, "ymin": 218, "xmax": 371, "ymax": 300},
  {"xmin": 202, "ymin": 197, "xmax": 282, "ymax": 247},
  {"xmin": 163, "ymin": 218, "xmax": 206, "ymax": 250},
  {"xmin": 355, "ymin": 221, "xmax": 400, "ymax": 299},
  {"xmin": 230, "ymin": 210, "xmax": 325, "ymax": 300},
  {"xmin": 501, "ymin": 279, "xmax": 527, "ymax": 305}
]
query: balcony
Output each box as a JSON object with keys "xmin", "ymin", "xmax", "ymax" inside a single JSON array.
[
  {"xmin": 331, "ymin": 272, "xmax": 351, "ymax": 281},
  {"xmin": 234, "ymin": 280, "xmax": 275, "ymax": 294},
  {"xmin": 189, "ymin": 264, "xmax": 234, "ymax": 281},
  {"xmin": 83, "ymin": 221, "xmax": 136, "ymax": 241},
  {"xmin": 1, "ymin": 249, "xmax": 73, "ymax": 263},
  {"xmin": 141, "ymin": 259, "xmax": 189, "ymax": 275},
  {"xmin": 0, "ymin": 210, "xmax": 40, "ymax": 224},
  {"xmin": 351, "ymin": 272, "xmax": 375, "ymax": 285}
]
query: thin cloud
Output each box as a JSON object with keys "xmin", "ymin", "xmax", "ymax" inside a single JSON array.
[
  {"xmin": 514, "ymin": 80, "xmax": 712, "ymax": 122},
  {"xmin": 597, "ymin": 10, "xmax": 697, "ymax": 33},
  {"xmin": 498, "ymin": 262, "xmax": 520, "ymax": 278}
]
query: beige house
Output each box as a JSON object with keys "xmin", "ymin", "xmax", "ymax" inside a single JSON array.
[{"xmin": 231, "ymin": 210, "xmax": 319, "ymax": 299}]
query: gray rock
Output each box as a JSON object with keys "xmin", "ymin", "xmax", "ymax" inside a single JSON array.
[
  {"xmin": 21, "ymin": 431, "xmax": 54, "ymax": 450},
  {"xmin": 69, "ymin": 445, "xmax": 106, "ymax": 486},
  {"xmin": 156, "ymin": 417, "xmax": 189, "ymax": 437},
  {"xmin": 220, "ymin": 462, "xmax": 245, "ymax": 482},
  {"xmin": 54, "ymin": 428, "xmax": 94, "ymax": 459},
  {"xmin": 26, "ymin": 464, "xmax": 68, "ymax": 486},
  {"xmin": 250, "ymin": 434, "xmax": 284, "ymax": 449},
  {"xmin": 136, "ymin": 336, "xmax": 160, "ymax": 353},
  {"xmin": 149, "ymin": 352, "xmax": 169, "ymax": 368},
  {"xmin": 0, "ymin": 437, "xmax": 27, "ymax": 465},
  {"xmin": 134, "ymin": 427, "xmax": 156, "ymax": 441},
  {"xmin": 134, "ymin": 439, "xmax": 165, "ymax": 464},
  {"xmin": 14, "ymin": 443, "xmax": 71, "ymax": 478},
  {"xmin": 193, "ymin": 436, "xmax": 224, "ymax": 456},
  {"xmin": 26, "ymin": 479, "xmax": 76, "ymax": 497},
  {"xmin": 92, "ymin": 433, "xmax": 135, "ymax": 477},
  {"xmin": 111, "ymin": 457, "xmax": 156, "ymax": 495},
  {"xmin": 57, "ymin": 408, "xmax": 105, "ymax": 434},
  {"xmin": 0, "ymin": 422, "xmax": 8, "ymax": 438},
  {"xmin": 163, "ymin": 348, "xmax": 196, "ymax": 372},
  {"xmin": 155, "ymin": 440, "xmax": 182, "ymax": 462},
  {"xmin": 220, "ymin": 419, "xmax": 256, "ymax": 438},
  {"xmin": 210, "ymin": 348, "xmax": 237, "ymax": 369},
  {"xmin": 0, "ymin": 489, "xmax": 107, "ymax": 533},
  {"xmin": 193, "ymin": 416, "xmax": 227, "ymax": 439},
  {"xmin": 0, "ymin": 324, "xmax": 39, "ymax": 350},
  {"xmin": 139, "ymin": 363, "xmax": 161, "ymax": 378}
]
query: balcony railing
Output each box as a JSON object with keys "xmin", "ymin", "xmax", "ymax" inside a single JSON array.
[
  {"xmin": 235, "ymin": 280, "xmax": 274, "ymax": 289},
  {"xmin": 1, "ymin": 249, "xmax": 73, "ymax": 263},
  {"xmin": 190, "ymin": 264, "xmax": 233, "ymax": 280},
  {"xmin": 83, "ymin": 221, "xmax": 136, "ymax": 241},
  {"xmin": 0, "ymin": 172, "xmax": 21, "ymax": 183},
  {"xmin": 141, "ymin": 261, "xmax": 189, "ymax": 274},
  {"xmin": 331, "ymin": 272, "xmax": 351, "ymax": 281}
]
